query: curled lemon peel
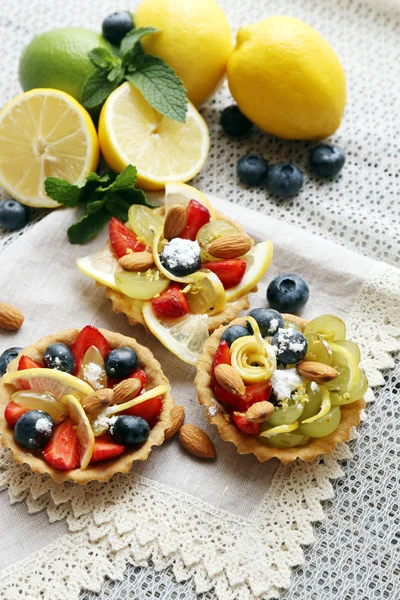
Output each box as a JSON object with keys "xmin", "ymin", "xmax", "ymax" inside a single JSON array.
[
  {"xmin": 259, "ymin": 421, "xmax": 299, "ymax": 438},
  {"xmin": 301, "ymin": 386, "xmax": 331, "ymax": 424},
  {"xmin": 230, "ymin": 317, "xmax": 277, "ymax": 384}
]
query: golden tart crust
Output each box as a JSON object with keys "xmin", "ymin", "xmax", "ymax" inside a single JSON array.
[
  {"xmin": 195, "ymin": 317, "xmax": 365, "ymax": 464},
  {"xmin": 0, "ymin": 328, "xmax": 175, "ymax": 484}
]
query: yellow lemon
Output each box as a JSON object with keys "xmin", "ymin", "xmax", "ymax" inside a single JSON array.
[
  {"xmin": 135, "ymin": 0, "xmax": 233, "ymax": 106},
  {"xmin": 227, "ymin": 16, "xmax": 346, "ymax": 140}
]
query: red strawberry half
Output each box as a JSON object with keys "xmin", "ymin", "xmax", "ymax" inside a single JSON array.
[
  {"xmin": 203, "ymin": 259, "xmax": 247, "ymax": 289},
  {"xmin": 211, "ymin": 340, "xmax": 230, "ymax": 383},
  {"xmin": 18, "ymin": 356, "xmax": 42, "ymax": 370},
  {"xmin": 152, "ymin": 284, "xmax": 189, "ymax": 319},
  {"xmin": 90, "ymin": 435, "xmax": 125, "ymax": 463},
  {"xmin": 242, "ymin": 381, "xmax": 272, "ymax": 410},
  {"xmin": 43, "ymin": 420, "xmax": 80, "ymax": 471},
  {"xmin": 109, "ymin": 217, "xmax": 147, "ymax": 258},
  {"xmin": 123, "ymin": 395, "xmax": 163, "ymax": 428},
  {"xmin": 231, "ymin": 413, "xmax": 260, "ymax": 436},
  {"xmin": 180, "ymin": 200, "xmax": 211, "ymax": 241},
  {"xmin": 71, "ymin": 325, "xmax": 110, "ymax": 376},
  {"xmin": 4, "ymin": 402, "xmax": 29, "ymax": 428}
]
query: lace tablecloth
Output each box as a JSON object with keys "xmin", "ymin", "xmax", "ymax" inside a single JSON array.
[{"xmin": 0, "ymin": 1, "xmax": 399, "ymax": 600}]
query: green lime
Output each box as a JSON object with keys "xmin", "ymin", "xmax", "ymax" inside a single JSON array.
[{"xmin": 19, "ymin": 27, "xmax": 107, "ymax": 104}]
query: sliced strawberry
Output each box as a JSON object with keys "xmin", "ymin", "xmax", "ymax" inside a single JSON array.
[
  {"xmin": 18, "ymin": 356, "xmax": 42, "ymax": 370},
  {"xmin": 231, "ymin": 412, "xmax": 260, "ymax": 436},
  {"xmin": 203, "ymin": 259, "xmax": 247, "ymax": 289},
  {"xmin": 211, "ymin": 340, "xmax": 230, "ymax": 384},
  {"xmin": 180, "ymin": 199, "xmax": 211, "ymax": 241},
  {"xmin": 152, "ymin": 284, "xmax": 189, "ymax": 319},
  {"xmin": 214, "ymin": 385, "xmax": 243, "ymax": 409},
  {"xmin": 43, "ymin": 420, "xmax": 80, "ymax": 471},
  {"xmin": 90, "ymin": 435, "xmax": 125, "ymax": 463},
  {"xmin": 108, "ymin": 369, "xmax": 147, "ymax": 391},
  {"xmin": 109, "ymin": 217, "xmax": 147, "ymax": 258},
  {"xmin": 4, "ymin": 402, "xmax": 29, "ymax": 428},
  {"xmin": 242, "ymin": 381, "xmax": 272, "ymax": 409},
  {"xmin": 70, "ymin": 325, "xmax": 110, "ymax": 376},
  {"xmin": 123, "ymin": 395, "xmax": 163, "ymax": 428}
]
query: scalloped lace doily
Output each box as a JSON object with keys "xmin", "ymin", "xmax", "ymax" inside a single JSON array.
[{"xmin": 0, "ymin": 263, "xmax": 398, "ymax": 600}]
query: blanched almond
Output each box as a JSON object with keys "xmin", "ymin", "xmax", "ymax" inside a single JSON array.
[
  {"xmin": 119, "ymin": 252, "xmax": 154, "ymax": 271},
  {"xmin": 179, "ymin": 424, "xmax": 215, "ymax": 459},
  {"xmin": 81, "ymin": 389, "xmax": 114, "ymax": 416},
  {"xmin": 0, "ymin": 303, "xmax": 24, "ymax": 331},
  {"xmin": 214, "ymin": 363, "xmax": 245, "ymax": 396},
  {"xmin": 165, "ymin": 405, "xmax": 185, "ymax": 440},
  {"xmin": 112, "ymin": 378, "xmax": 142, "ymax": 405},
  {"xmin": 163, "ymin": 204, "xmax": 188, "ymax": 240},
  {"xmin": 208, "ymin": 233, "xmax": 253, "ymax": 259},
  {"xmin": 296, "ymin": 361, "xmax": 339, "ymax": 383}
]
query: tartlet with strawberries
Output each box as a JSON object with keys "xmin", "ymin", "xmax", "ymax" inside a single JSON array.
[
  {"xmin": 0, "ymin": 325, "xmax": 174, "ymax": 483},
  {"xmin": 77, "ymin": 183, "xmax": 273, "ymax": 364},
  {"xmin": 195, "ymin": 309, "xmax": 367, "ymax": 463}
]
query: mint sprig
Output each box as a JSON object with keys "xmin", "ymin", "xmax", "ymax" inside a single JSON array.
[
  {"xmin": 44, "ymin": 165, "xmax": 154, "ymax": 244},
  {"xmin": 81, "ymin": 27, "xmax": 188, "ymax": 122}
]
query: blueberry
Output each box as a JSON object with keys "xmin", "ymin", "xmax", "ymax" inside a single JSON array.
[
  {"xmin": 43, "ymin": 343, "xmax": 75, "ymax": 374},
  {"xmin": 160, "ymin": 238, "xmax": 201, "ymax": 277},
  {"xmin": 0, "ymin": 347, "xmax": 23, "ymax": 376},
  {"xmin": 267, "ymin": 274, "xmax": 309, "ymax": 313},
  {"xmin": 110, "ymin": 415, "xmax": 150, "ymax": 446},
  {"xmin": 221, "ymin": 325, "xmax": 250, "ymax": 348},
  {"xmin": 0, "ymin": 200, "xmax": 29, "ymax": 230},
  {"xmin": 102, "ymin": 11, "xmax": 134, "ymax": 46},
  {"xmin": 105, "ymin": 347, "xmax": 138, "ymax": 378},
  {"xmin": 271, "ymin": 329, "xmax": 308, "ymax": 365},
  {"xmin": 309, "ymin": 144, "xmax": 345, "ymax": 178},
  {"xmin": 220, "ymin": 105, "xmax": 253, "ymax": 137},
  {"xmin": 266, "ymin": 163, "xmax": 303, "ymax": 198},
  {"xmin": 14, "ymin": 410, "xmax": 54, "ymax": 450},
  {"xmin": 237, "ymin": 153, "xmax": 269, "ymax": 186},
  {"xmin": 247, "ymin": 308, "xmax": 284, "ymax": 338}
]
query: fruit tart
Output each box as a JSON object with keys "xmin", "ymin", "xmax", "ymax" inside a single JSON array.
[
  {"xmin": 77, "ymin": 183, "xmax": 273, "ymax": 364},
  {"xmin": 0, "ymin": 325, "xmax": 174, "ymax": 483},
  {"xmin": 196, "ymin": 309, "xmax": 367, "ymax": 463}
]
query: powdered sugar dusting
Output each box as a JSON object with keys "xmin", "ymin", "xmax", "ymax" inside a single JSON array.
[
  {"xmin": 276, "ymin": 328, "xmax": 306, "ymax": 356},
  {"xmin": 161, "ymin": 238, "xmax": 200, "ymax": 269},
  {"xmin": 208, "ymin": 406, "xmax": 218, "ymax": 417},
  {"xmin": 82, "ymin": 362, "xmax": 104, "ymax": 390},
  {"xmin": 271, "ymin": 369, "xmax": 303, "ymax": 400},
  {"xmin": 35, "ymin": 417, "xmax": 53, "ymax": 434}
]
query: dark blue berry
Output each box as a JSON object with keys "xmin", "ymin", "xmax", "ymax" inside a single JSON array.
[
  {"xmin": 0, "ymin": 347, "xmax": 23, "ymax": 376},
  {"xmin": 110, "ymin": 415, "xmax": 150, "ymax": 445},
  {"xmin": 271, "ymin": 329, "xmax": 308, "ymax": 365},
  {"xmin": 43, "ymin": 343, "xmax": 75, "ymax": 374},
  {"xmin": 221, "ymin": 325, "xmax": 250, "ymax": 348},
  {"xmin": 266, "ymin": 163, "xmax": 303, "ymax": 198},
  {"xmin": 237, "ymin": 153, "xmax": 269, "ymax": 186},
  {"xmin": 309, "ymin": 144, "xmax": 345, "ymax": 178},
  {"xmin": 267, "ymin": 274, "xmax": 309, "ymax": 313},
  {"xmin": 160, "ymin": 239, "xmax": 201, "ymax": 277},
  {"xmin": 14, "ymin": 410, "xmax": 54, "ymax": 450},
  {"xmin": 105, "ymin": 347, "xmax": 138, "ymax": 378},
  {"xmin": 247, "ymin": 308, "xmax": 284, "ymax": 337},
  {"xmin": 0, "ymin": 200, "xmax": 29, "ymax": 230},
  {"xmin": 102, "ymin": 11, "xmax": 134, "ymax": 46},
  {"xmin": 220, "ymin": 105, "xmax": 253, "ymax": 137}
]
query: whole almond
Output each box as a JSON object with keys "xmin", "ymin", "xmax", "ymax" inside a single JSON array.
[
  {"xmin": 281, "ymin": 313, "xmax": 308, "ymax": 332},
  {"xmin": 237, "ymin": 401, "xmax": 274, "ymax": 423},
  {"xmin": 214, "ymin": 363, "xmax": 245, "ymax": 396},
  {"xmin": 112, "ymin": 378, "xmax": 142, "ymax": 405},
  {"xmin": 296, "ymin": 361, "xmax": 339, "ymax": 384},
  {"xmin": 165, "ymin": 405, "xmax": 185, "ymax": 440},
  {"xmin": 0, "ymin": 303, "xmax": 24, "ymax": 331},
  {"xmin": 179, "ymin": 424, "xmax": 216, "ymax": 459},
  {"xmin": 208, "ymin": 233, "xmax": 253, "ymax": 259},
  {"xmin": 81, "ymin": 388, "xmax": 114, "ymax": 416},
  {"xmin": 119, "ymin": 252, "xmax": 154, "ymax": 271},
  {"xmin": 163, "ymin": 204, "xmax": 188, "ymax": 240}
]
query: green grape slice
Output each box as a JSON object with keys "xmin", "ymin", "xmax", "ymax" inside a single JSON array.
[
  {"xmin": 128, "ymin": 205, "xmax": 164, "ymax": 247},
  {"xmin": 297, "ymin": 406, "xmax": 341, "ymax": 438},
  {"xmin": 262, "ymin": 401, "xmax": 305, "ymax": 428},
  {"xmin": 196, "ymin": 219, "xmax": 240, "ymax": 261},
  {"xmin": 333, "ymin": 339, "xmax": 361, "ymax": 364},
  {"xmin": 258, "ymin": 432, "xmax": 311, "ymax": 448},
  {"xmin": 330, "ymin": 369, "xmax": 368, "ymax": 405},
  {"xmin": 301, "ymin": 381, "xmax": 324, "ymax": 421},
  {"xmin": 115, "ymin": 269, "xmax": 170, "ymax": 299},
  {"xmin": 301, "ymin": 386, "xmax": 331, "ymax": 423},
  {"xmin": 304, "ymin": 333, "xmax": 332, "ymax": 365},
  {"xmin": 304, "ymin": 315, "xmax": 346, "ymax": 342}
]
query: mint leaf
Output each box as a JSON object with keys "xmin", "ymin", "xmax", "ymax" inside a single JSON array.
[
  {"xmin": 44, "ymin": 178, "xmax": 83, "ymax": 207},
  {"xmin": 117, "ymin": 187, "xmax": 154, "ymax": 209},
  {"xmin": 86, "ymin": 172, "xmax": 112, "ymax": 185},
  {"xmin": 126, "ymin": 55, "xmax": 187, "ymax": 122},
  {"xmin": 102, "ymin": 164, "xmax": 137, "ymax": 192},
  {"xmin": 86, "ymin": 199, "xmax": 106, "ymax": 214},
  {"xmin": 105, "ymin": 196, "xmax": 131, "ymax": 221},
  {"xmin": 81, "ymin": 67, "xmax": 121, "ymax": 108},
  {"xmin": 108, "ymin": 64, "xmax": 124, "ymax": 82},
  {"xmin": 88, "ymin": 47, "xmax": 116, "ymax": 69},
  {"xmin": 67, "ymin": 209, "xmax": 110, "ymax": 244},
  {"xmin": 120, "ymin": 27, "xmax": 158, "ymax": 58}
]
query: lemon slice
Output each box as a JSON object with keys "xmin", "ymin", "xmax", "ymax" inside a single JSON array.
[
  {"xmin": 142, "ymin": 301, "xmax": 209, "ymax": 365},
  {"xmin": 164, "ymin": 182, "xmax": 215, "ymax": 219},
  {"xmin": 328, "ymin": 342, "xmax": 360, "ymax": 392},
  {"xmin": 184, "ymin": 269, "xmax": 226, "ymax": 315},
  {"xmin": 61, "ymin": 394, "xmax": 95, "ymax": 470},
  {"xmin": 3, "ymin": 368, "xmax": 94, "ymax": 400},
  {"xmin": 98, "ymin": 82, "xmax": 210, "ymax": 190},
  {"xmin": 259, "ymin": 421, "xmax": 299, "ymax": 438},
  {"xmin": 301, "ymin": 386, "xmax": 331, "ymax": 424},
  {"xmin": 0, "ymin": 89, "xmax": 99, "ymax": 207},
  {"xmin": 225, "ymin": 241, "xmax": 274, "ymax": 302},
  {"xmin": 76, "ymin": 245, "xmax": 121, "ymax": 290},
  {"xmin": 11, "ymin": 390, "xmax": 68, "ymax": 423}
]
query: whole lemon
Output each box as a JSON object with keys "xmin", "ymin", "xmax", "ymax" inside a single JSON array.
[
  {"xmin": 227, "ymin": 17, "xmax": 346, "ymax": 140},
  {"xmin": 19, "ymin": 27, "xmax": 106, "ymax": 104},
  {"xmin": 135, "ymin": 0, "xmax": 233, "ymax": 107}
]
